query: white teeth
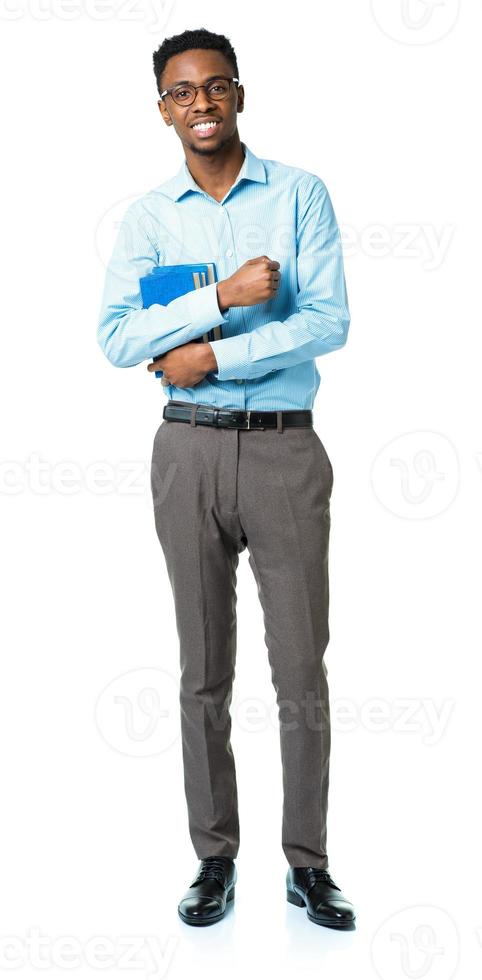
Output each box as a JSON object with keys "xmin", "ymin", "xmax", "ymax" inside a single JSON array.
[{"xmin": 193, "ymin": 121, "xmax": 218, "ymax": 130}]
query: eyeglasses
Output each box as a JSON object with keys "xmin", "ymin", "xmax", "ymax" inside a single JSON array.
[{"xmin": 159, "ymin": 76, "xmax": 239, "ymax": 107}]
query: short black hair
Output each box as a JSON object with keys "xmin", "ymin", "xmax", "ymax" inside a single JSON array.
[{"xmin": 153, "ymin": 27, "xmax": 239, "ymax": 97}]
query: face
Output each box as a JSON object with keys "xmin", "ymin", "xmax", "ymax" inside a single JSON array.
[{"xmin": 158, "ymin": 49, "xmax": 244, "ymax": 156}]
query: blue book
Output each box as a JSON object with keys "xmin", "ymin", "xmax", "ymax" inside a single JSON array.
[{"xmin": 139, "ymin": 263, "xmax": 223, "ymax": 380}]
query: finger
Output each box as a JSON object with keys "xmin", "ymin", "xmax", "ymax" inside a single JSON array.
[{"xmin": 260, "ymin": 256, "xmax": 280, "ymax": 270}]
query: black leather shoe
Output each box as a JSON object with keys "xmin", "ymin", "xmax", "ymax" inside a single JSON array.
[
  {"xmin": 286, "ymin": 867, "xmax": 356, "ymax": 929},
  {"xmin": 178, "ymin": 856, "xmax": 236, "ymax": 926}
]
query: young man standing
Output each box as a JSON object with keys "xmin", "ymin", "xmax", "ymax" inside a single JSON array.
[{"xmin": 97, "ymin": 27, "xmax": 355, "ymax": 930}]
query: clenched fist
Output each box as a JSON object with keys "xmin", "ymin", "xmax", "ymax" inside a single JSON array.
[{"xmin": 217, "ymin": 255, "xmax": 281, "ymax": 312}]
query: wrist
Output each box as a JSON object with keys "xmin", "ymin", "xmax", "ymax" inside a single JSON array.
[
  {"xmin": 203, "ymin": 343, "xmax": 219, "ymax": 373},
  {"xmin": 216, "ymin": 281, "xmax": 231, "ymax": 314}
]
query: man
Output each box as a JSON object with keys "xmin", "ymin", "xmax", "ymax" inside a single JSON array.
[{"xmin": 97, "ymin": 26, "xmax": 355, "ymax": 930}]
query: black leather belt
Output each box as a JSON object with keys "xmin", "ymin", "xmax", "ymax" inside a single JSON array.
[{"xmin": 162, "ymin": 400, "xmax": 313, "ymax": 430}]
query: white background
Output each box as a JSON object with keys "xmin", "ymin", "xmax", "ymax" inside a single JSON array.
[{"xmin": 1, "ymin": 1, "xmax": 481, "ymax": 977}]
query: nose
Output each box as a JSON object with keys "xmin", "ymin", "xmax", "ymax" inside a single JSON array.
[{"xmin": 191, "ymin": 86, "xmax": 217, "ymax": 109}]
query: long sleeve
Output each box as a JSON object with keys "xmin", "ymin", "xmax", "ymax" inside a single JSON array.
[
  {"xmin": 96, "ymin": 200, "xmax": 229, "ymax": 368},
  {"xmin": 208, "ymin": 176, "xmax": 350, "ymax": 381}
]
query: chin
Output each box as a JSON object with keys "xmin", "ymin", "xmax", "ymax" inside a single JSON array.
[{"xmin": 186, "ymin": 132, "xmax": 231, "ymax": 155}]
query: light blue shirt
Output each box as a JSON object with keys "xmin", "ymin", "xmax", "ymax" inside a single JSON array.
[{"xmin": 96, "ymin": 141, "xmax": 350, "ymax": 410}]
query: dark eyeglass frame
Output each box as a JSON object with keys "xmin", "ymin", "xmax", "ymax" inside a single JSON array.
[{"xmin": 159, "ymin": 76, "xmax": 240, "ymax": 106}]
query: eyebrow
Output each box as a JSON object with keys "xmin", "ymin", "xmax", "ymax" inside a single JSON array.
[{"xmin": 169, "ymin": 74, "xmax": 225, "ymax": 88}]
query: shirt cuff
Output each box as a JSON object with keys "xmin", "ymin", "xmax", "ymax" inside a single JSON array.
[
  {"xmin": 187, "ymin": 281, "xmax": 230, "ymax": 334},
  {"xmin": 209, "ymin": 333, "xmax": 249, "ymax": 381}
]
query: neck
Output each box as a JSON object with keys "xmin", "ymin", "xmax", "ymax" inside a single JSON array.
[{"xmin": 183, "ymin": 132, "xmax": 245, "ymax": 197}]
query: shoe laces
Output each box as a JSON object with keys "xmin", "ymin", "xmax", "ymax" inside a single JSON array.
[
  {"xmin": 192, "ymin": 857, "xmax": 230, "ymax": 886},
  {"xmin": 304, "ymin": 868, "xmax": 340, "ymax": 891}
]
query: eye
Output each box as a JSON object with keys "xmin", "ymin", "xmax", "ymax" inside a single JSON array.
[{"xmin": 207, "ymin": 80, "xmax": 229, "ymax": 96}]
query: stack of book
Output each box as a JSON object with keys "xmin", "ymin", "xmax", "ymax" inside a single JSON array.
[{"xmin": 139, "ymin": 263, "xmax": 223, "ymax": 380}]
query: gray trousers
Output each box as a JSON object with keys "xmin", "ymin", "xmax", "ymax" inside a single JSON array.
[{"xmin": 150, "ymin": 402, "xmax": 334, "ymax": 869}]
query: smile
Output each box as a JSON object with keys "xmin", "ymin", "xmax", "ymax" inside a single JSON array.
[{"xmin": 191, "ymin": 121, "xmax": 220, "ymax": 136}]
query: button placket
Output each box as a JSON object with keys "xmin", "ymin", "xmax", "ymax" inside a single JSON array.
[{"xmin": 216, "ymin": 205, "xmax": 247, "ymax": 402}]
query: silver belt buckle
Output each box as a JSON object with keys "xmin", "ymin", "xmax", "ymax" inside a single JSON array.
[{"xmin": 246, "ymin": 410, "xmax": 251, "ymax": 430}]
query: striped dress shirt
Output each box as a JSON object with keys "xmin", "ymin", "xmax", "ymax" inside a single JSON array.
[{"xmin": 96, "ymin": 141, "xmax": 350, "ymax": 410}]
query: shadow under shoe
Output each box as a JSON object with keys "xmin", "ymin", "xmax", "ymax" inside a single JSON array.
[
  {"xmin": 178, "ymin": 856, "xmax": 237, "ymax": 926},
  {"xmin": 286, "ymin": 867, "xmax": 356, "ymax": 929}
]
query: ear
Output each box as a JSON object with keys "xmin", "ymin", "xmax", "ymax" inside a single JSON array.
[
  {"xmin": 236, "ymin": 84, "xmax": 245, "ymax": 113},
  {"xmin": 158, "ymin": 100, "xmax": 173, "ymax": 126}
]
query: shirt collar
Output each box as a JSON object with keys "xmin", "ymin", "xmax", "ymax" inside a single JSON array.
[{"xmin": 158, "ymin": 141, "xmax": 266, "ymax": 202}]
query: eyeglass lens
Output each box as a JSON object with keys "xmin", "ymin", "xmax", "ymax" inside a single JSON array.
[{"xmin": 171, "ymin": 78, "xmax": 232, "ymax": 105}]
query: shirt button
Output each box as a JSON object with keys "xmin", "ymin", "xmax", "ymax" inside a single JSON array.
[{"xmin": 226, "ymin": 249, "xmax": 233, "ymax": 257}]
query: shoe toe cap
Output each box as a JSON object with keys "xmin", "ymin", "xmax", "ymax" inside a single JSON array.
[
  {"xmin": 314, "ymin": 900, "xmax": 355, "ymax": 922},
  {"xmin": 179, "ymin": 897, "xmax": 221, "ymax": 918}
]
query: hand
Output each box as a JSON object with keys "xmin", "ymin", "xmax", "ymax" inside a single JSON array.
[
  {"xmin": 217, "ymin": 255, "xmax": 281, "ymax": 310},
  {"xmin": 147, "ymin": 341, "xmax": 218, "ymax": 388}
]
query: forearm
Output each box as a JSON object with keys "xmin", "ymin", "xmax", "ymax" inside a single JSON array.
[
  {"xmin": 98, "ymin": 281, "xmax": 228, "ymax": 368},
  {"xmin": 208, "ymin": 305, "xmax": 350, "ymax": 381}
]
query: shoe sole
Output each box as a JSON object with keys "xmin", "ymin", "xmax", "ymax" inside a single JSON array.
[
  {"xmin": 178, "ymin": 886, "xmax": 235, "ymax": 926},
  {"xmin": 286, "ymin": 888, "xmax": 356, "ymax": 929}
]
